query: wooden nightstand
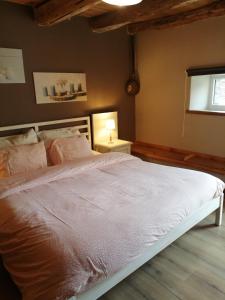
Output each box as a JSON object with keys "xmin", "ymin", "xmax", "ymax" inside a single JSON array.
[{"xmin": 94, "ymin": 139, "xmax": 132, "ymax": 154}]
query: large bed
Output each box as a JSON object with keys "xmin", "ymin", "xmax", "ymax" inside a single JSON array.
[{"xmin": 0, "ymin": 116, "xmax": 224, "ymax": 300}]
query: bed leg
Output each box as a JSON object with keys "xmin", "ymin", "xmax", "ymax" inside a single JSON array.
[{"xmin": 215, "ymin": 196, "xmax": 224, "ymax": 226}]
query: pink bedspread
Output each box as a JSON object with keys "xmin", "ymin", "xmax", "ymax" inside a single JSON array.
[{"xmin": 0, "ymin": 153, "xmax": 224, "ymax": 300}]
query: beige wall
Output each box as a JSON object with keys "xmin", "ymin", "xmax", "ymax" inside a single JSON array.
[{"xmin": 136, "ymin": 16, "xmax": 225, "ymax": 157}]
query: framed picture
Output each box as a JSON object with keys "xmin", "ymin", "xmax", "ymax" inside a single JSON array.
[
  {"xmin": 33, "ymin": 72, "xmax": 87, "ymax": 104},
  {"xmin": 0, "ymin": 48, "xmax": 25, "ymax": 84}
]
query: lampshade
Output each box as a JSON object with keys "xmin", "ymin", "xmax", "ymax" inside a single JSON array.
[
  {"xmin": 106, "ymin": 119, "xmax": 115, "ymax": 130},
  {"xmin": 102, "ymin": 0, "xmax": 142, "ymax": 6}
]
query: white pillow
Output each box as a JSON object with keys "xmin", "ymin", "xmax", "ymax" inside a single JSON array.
[
  {"xmin": 0, "ymin": 129, "xmax": 38, "ymax": 149},
  {"xmin": 38, "ymin": 127, "xmax": 81, "ymax": 148}
]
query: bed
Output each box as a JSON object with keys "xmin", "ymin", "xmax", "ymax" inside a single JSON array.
[{"xmin": 0, "ymin": 116, "xmax": 224, "ymax": 300}]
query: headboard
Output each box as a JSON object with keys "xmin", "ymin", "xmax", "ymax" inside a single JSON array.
[{"xmin": 0, "ymin": 116, "xmax": 92, "ymax": 144}]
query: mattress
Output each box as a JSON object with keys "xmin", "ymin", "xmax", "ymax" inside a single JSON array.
[{"xmin": 0, "ymin": 153, "xmax": 224, "ymax": 300}]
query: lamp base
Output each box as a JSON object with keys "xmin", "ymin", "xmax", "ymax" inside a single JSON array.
[{"xmin": 108, "ymin": 133, "xmax": 114, "ymax": 144}]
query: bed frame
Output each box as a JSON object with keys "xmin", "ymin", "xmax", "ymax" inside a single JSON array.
[
  {"xmin": 0, "ymin": 116, "xmax": 92, "ymax": 144},
  {"xmin": 0, "ymin": 117, "xmax": 223, "ymax": 300},
  {"xmin": 73, "ymin": 195, "xmax": 223, "ymax": 300}
]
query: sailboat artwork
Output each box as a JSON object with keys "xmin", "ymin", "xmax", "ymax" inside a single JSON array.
[{"xmin": 33, "ymin": 72, "xmax": 87, "ymax": 104}]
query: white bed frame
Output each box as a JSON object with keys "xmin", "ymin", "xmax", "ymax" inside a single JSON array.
[
  {"xmin": 74, "ymin": 196, "xmax": 223, "ymax": 300},
  {"xmin": 0, "ymin": 117, "xmax": 223, "ymax": 300},
  {"xmin": 0, "ymin": 116, "xmax": 92, "ymax": 144}
]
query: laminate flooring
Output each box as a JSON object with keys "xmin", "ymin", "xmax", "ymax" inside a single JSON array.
[{"xmin": 100, "ymin": 211, "xmax": 225, "ymax": 300}]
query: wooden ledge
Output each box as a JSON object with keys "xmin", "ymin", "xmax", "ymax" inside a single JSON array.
[
  {"xmin": 186, "ymin": 110, "xmax": 225, "ymax": 116},
  {"xmin": 132, "ymin": 141, "xmax": 225, "ymax": 176}
]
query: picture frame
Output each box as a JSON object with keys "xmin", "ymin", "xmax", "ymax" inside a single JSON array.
[
  {"xmin": 0, "ymin": 48, "xmax": 25, "ymax": 84},
  {"xmin": 33, "ymin": 72, "xmax": 87, "ymax": 104}
]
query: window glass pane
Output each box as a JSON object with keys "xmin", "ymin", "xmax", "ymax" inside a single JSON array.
[{"xmin": 213, "ymin": 78, "xmax": 225, "ymax": 105}]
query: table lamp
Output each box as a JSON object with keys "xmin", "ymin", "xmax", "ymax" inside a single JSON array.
[{"xmin": 106, "ymin": 119, "xmax": 115, "ymax": 144}]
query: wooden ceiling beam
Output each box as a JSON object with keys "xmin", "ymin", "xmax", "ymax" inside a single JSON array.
[
  {"xmin": 6, "ymin": 0, "xmax": 46, "ymax": 6},
  {"xmin": 34, "ymin": 0, "xmax": 101, "ymax": 26},
  {"xmin": 127, "ymin": 1, "xmax": 225, "ymax": 34},
  {"xmin": 90, "ymin": 0, "xmax": 218, "ymax": 33}
]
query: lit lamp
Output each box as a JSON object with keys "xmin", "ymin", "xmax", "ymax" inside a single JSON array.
[{"xmin": 106, "ymin": 119, "xmax": 115, "ymax": 144}]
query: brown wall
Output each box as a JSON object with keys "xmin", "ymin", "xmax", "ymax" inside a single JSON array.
[
  {"xmin": 136, "ymin": 16, "xmax": 225, "ymax": 157},
  {"xmin": 0, "ymin": 2, "xmax": 135, "ymax": 141}
]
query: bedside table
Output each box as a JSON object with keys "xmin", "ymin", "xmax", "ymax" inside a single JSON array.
[{"xmin": 94, "ymin": 139, "xmax": 132, "ymax": 154}]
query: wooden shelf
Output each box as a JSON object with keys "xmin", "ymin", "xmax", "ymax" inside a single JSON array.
[{"xmin": 132, "ymin": 142, "xmax": 225, "ymax": 176}]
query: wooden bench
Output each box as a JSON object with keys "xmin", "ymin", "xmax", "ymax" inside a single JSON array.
[{"xmin": 132, "ymin": 142, "xmax": 225, "ymax": 177}]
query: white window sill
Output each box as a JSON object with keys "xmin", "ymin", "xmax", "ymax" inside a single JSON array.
[{"xmin": 186, "ymin": 109, "xmax": 225, "ymax": 116}]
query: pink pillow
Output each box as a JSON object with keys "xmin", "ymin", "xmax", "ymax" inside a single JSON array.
[
  {"xmin": 0, "ymin": 142, "xmax": 47, "ymax": 178},
  {"xmin": 49, "ymin": 135, "xmax": 93, "ymax": 165}
]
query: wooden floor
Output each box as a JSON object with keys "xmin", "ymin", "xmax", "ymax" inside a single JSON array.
[{"xmin": 100, "ymin": 211, "xmax": 225, "ymax": 300}]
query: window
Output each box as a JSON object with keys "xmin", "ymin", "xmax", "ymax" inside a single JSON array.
[
  {"xmin": 187, "ymin": 67, "xmax": 225, "ymax": 114},
  {"xmin": 209, "ymin": 75, "xmax": 225, "ymax": 111}
]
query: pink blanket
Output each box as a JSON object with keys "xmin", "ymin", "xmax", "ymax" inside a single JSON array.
[{"xmin": 0, "ymin": 153, "xmax": 224, "ymax": 300}]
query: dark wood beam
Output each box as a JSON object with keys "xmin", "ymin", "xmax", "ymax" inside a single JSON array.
[
  {"xmin": 34, "ymin": 0, "xmax": 101, "ymax": 26},
  {"xmin": 6, "ymin": 0, "xmax": 46, "ymax": 6},
  {"xmin": 127, "ymin": 1, "xmax": 225, "ymax": 34},
  {"xmin": 90, "ymin": 0, "xmax": 217, "ymax": 33}
]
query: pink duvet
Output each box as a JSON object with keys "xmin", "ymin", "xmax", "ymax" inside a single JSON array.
[{"xmin": 0, "ymin": 153, "xmax": 224, "ymax": 300}]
